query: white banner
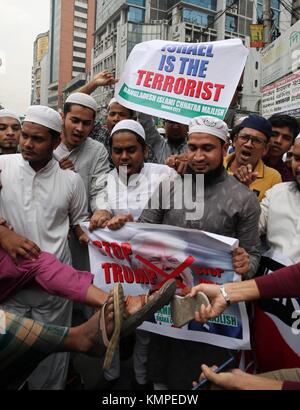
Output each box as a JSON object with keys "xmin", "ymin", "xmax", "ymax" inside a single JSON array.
[
  {"xmin": 115, "ymin": 39, "xmax": 248, "ymax": 124},
  {"xmin": 84, "ymin": 222, "xmax": 250, "ymax": 350}
]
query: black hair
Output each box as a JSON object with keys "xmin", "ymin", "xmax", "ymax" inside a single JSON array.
[
  {"xmin": 48, "ymin": 128, "xmax": 61, "ymax": 139},
  {"xmin": 64, "ymin": 102, "xmax": 96, "ymax": 120},
  {"xmin": 268, "ymin": 114, "xmax": 299, "ymax": 141},
  {"xmin": 230, "ymin": 124, "xmax": 242, "ymax": 143},
  {"xmin": 108, "ymin": 104, "xmax": 134, "ymax": 118},
  {"xmin": 109, "ymin": 129, "xmax": 146, "ymax": 151}
]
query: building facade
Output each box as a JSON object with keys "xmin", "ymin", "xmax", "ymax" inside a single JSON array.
[
  {"xmin": 47, "ymin": 0, "xmax": 95, "ymax": 109},
  {"xmin": 31, "ymin": 32, "xmax": 49, "ymax": 105}
]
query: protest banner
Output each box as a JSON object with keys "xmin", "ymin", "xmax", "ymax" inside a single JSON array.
[
  {"xmin": 115, "ymin": 39, "xmax": 248, "ymax": 124},
  {"xmin": 251, "ymin": 251, "xmax": 300, "ymax": 372},
  {"xmin": 84, "ymin": 222, "xmax": 250, "ymax": 350}
]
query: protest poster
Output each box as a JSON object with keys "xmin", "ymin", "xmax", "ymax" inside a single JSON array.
[
  {"xmin": 84, "ymin": 222, "xmax": 250, "ymax": 350},
  {"xmin": 115, "ymin": 38, "xmax": 248, "ymax": 124},
  {"xmin": 251, "ymin": 251, "xmax": 300, "ymax": 371}
]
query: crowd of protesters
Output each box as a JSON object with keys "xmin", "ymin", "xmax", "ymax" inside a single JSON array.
[{"xmin": 0, "ymin": 70, "xmax": 300, "ymax": 391}]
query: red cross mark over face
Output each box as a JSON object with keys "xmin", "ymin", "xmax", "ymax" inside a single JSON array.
[{"xmin": 135, "ymin": 254, "xmax": 195, "ymax": 289}]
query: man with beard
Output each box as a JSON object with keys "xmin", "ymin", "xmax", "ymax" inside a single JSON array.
[
  {"xmin": 263, "ymin": 114, "xmax": 299, "ymax": 182},
  {"xmin": 136, "ymin": 116, "xmax": 261, "ymax": 389},
  {"xmin": 224, "ymin": 115, "xmax": 282, "ymax": 201},
  {"xmin": 0, "ymin": 109, "xmax": 21, "ymax": 155}
]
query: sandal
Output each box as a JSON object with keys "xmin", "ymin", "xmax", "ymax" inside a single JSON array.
[
  {"xmin": 121, "ymin": 279, "xmax": 177, "ymax": 337},
  {"xmin": 170, "ymin": 292, "xmax": 210, "ymax": 328},
  {"xmin": 101, "ymin": 283, "xmax": 124, "ymax": 370}
]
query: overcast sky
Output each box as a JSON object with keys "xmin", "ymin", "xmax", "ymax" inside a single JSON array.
[{"xmin": 0, "ymin": 0, "xmax": 50, "ymax": 115}]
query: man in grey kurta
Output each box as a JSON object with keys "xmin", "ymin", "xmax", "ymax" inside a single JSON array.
[
  {"xmin": 138, "ymin": 112, "xmax": 188, "ymax": 164},
  {"xmin": 138, "ymin": 116, "xmax": 261, "ymax": 389}
]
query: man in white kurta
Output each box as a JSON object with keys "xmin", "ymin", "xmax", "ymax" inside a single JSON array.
[
  {"xmin": 0, "ymin": 106, "xmax": 88, "ymax": 390},
  {"xmin": 91, "ymin": 119, "xmax": 177, "ymax": 389},
  {"xmin": 259, "ymin": 139, "xmax": 300, "ymax": 263},
  {"xmin": 54, "ymin": 93, "xmax": 110, "ymax": 271}
]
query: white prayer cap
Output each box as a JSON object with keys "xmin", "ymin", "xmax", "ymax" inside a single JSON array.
[
  {"xmin": 24, "ymin": 105, "xmax": 62, "ymax": 133},
  {"xmin": 0, "ymin": 109, "xmax": 21, "ymax": 124},
  {"xmin": 296, "ymin": 133, "xmax": 300, "ymax": 140},
  {"xmin": 189, "ymin": 116, "xmax": 229, "ymax": 142},
  {"xmin": 108, "ymin": 97, "xmax": 118, "ymax": 107},
  {"xmin": 111, "ymin": 119, "xmax": 145, "ymax": 140},
  {"xmin": 66, "ymin": 92, "xmax": 97, "ymax": 113},
  {"xmin": 157, "ymin": 127, "xmax": 166, "ymax": 135}
]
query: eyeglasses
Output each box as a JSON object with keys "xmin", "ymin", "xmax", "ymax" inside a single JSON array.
[{"xmin": 237, "ymin": 134, "xmax": 267, "ymax": 147}]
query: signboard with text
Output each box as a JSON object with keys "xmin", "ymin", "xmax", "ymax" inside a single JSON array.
[
  {"xmin": 262, "ymin": 69, "xmax": 300, "ymax": 117},
  {"xmin": 261, "ymin": 19, "xmax": 300, "ymax": 87}
]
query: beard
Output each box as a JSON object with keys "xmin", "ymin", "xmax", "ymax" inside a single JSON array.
[
  {"xmin": 203, "ymin": 162, "xmax": 225, "ymax": 185},
  {"xmin": 187, "ymin": 160, "xmax": 224, "ymax": 185}
]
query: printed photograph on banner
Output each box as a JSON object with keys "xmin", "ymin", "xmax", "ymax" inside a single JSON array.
[
  {"xmin": 252, "ymin": 251, "xmax": 300, "ymax": 372},
  {"xmin": 83, "ymin": 222, "xmax": 250, "ymax": 350},
  {"xmin": 115, "ymin": 39, "xmax": 249, "ymax": 124}
]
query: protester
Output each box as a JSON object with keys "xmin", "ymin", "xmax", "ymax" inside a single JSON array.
[
  {"xmin": 90, "ymin": 119, "xmax": 177, "ymax": 390},
  {"xmin": 190, "ymin": 263, "xmax": 300, "ymax": 390},
  {"xmin": 0, "ymin": 105, "xmax": 89, "ymax": 390},
  {"xmin": 1, "ymin": 279, "xmax": 177, "ymax": 390},
  {"xmin": 138, "ymin": 114, "xmax": 188, "ymax": 164},
  {"xmin": 224, "ymin": 115, "xmax": 282, "ymax": 201},
  {"xmin": 264, "ymin": 114, "xmax": 299, "ymax": 181},
  {"xmin": 77, "ymin": 71, "xmax": 157, "ymax": 164},
  {"xmin": 0, "ymin": 109, "xmax": 21, "ymax": 155},
  {"xmin": 0, "ymin": 291, "xmax": 119, "ymax": 389},
  {"xmin": 260, "ymin": 138, "xmax": 300, "ymax": 264},
  {"xmin": 134, "ymin": 115, "xmax": 261, "ymax": 389}
]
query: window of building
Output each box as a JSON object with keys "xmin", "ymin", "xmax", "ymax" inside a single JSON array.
[
  {"xmin": 128, "ymin": 6, "xmax": 145, "ymax": 23},
  {"xmin": 73, "ymin": 56, "xmax": 86, "ymax": 63},
  {"xmin": 75, "ymin": 6, "xmax": 88, "ymax": 14},
  {"xmin": 127, "ymin": 0, "xmax": 145, "ymax": 6},
  {"xmin": 257, "ymin": 1, "xmax": 280, "ymax": 27},
  {"xmin": 73, "ymin": 36, "xmax": 87, "ymax": 43},
  {"xmin": 183, "ymin": 8, "xmax": 214, "ymax": 27},
  {"xmin": 183, "ymin": 0, "xmax": 217, "ymax": 10},
  {"xmin": 225, "ymin": 15, "xmax": 237, "ymax": 32},
  {"xmin": 255, "ymin": 61, "xmax": 259, "ymax": 69},
  {"xmin": 254, "ymin": 79, "xmax": 258, "ymax": 87}
]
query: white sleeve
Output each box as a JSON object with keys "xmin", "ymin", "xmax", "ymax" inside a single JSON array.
[
  {"xmin": 259, "ymin": 188, "xmax": 271, "ymax": 235},
  {"xmin": 69, "ymin": 173, "xmax": 89, "ymax": 226},
  {"xmin": 90, "ymin": 145, "xmax": 111, "ymax": 213}
]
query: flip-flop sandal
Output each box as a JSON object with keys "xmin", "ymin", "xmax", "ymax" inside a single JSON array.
[
  {"xmin": 170, "ymin": 292, "xmax": 210, "ymax": 328},
  {"xmin": 121, "ymin": 279, "xmax": 177, "ymax": 337},
  {"xmin": 102, "ymin": 283, "xmax": 124, "ymax": 370}
]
